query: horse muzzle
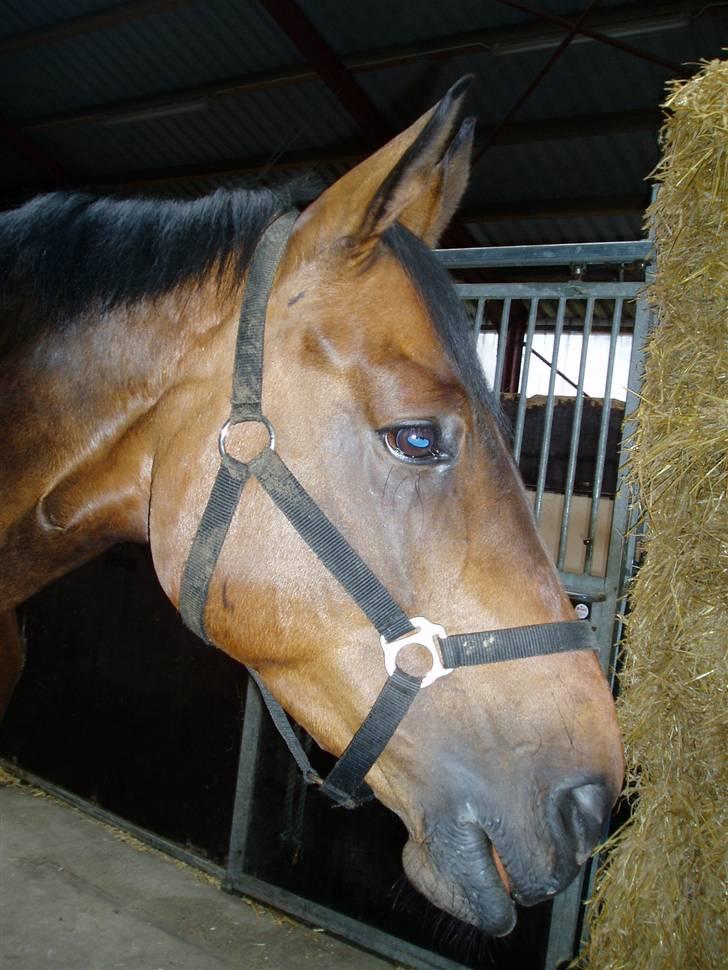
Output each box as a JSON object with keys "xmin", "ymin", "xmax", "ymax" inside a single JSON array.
[
  {"xmin": 402, "ymin": 820, "xmax": 517, "ymax": 936},
  {"xmin": 401, "ymin": 773, "xmax": 616, "ymax": 935}
]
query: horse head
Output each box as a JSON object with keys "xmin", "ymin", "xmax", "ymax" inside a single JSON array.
[{"xmin": 149, "ymin": 79, "xmax": 624, "ymax": 935}]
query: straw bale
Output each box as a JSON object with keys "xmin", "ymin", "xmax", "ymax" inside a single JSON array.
[{"xmin": 578, "ymin": 59, "xmax": 727, "ymax": 970}]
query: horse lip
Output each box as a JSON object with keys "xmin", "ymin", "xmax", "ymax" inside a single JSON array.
[
  {"xmin": 473, "ymin": 831, "xmax": 517, "ymax": 934},
  {"xmin": 402, "ymin": 829, "xmax": 516, "ymax": 936},
  {"xmin": 490, "ymin": 842, "xmax": 513, "ymax": 897}
]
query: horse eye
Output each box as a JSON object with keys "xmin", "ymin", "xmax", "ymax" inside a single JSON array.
[{"xmin": 381, "ymin": 423, "xmax": 445, "ymax": 463}]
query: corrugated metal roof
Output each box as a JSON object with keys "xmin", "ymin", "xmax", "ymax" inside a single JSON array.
[
  {"xmin": 1, "ymin": 2, "xmax": 305, "ymax": 118},
  {"xmin": 464, "ymin": 212, "xmax": 644, "ymax": 247},
  {"xmin": 34, "ymin": 80, "xmax": 358, "ymax": 176},
  {"xmin": 1, "ymin": 0, "xmax": 726, "ymax": 245},
  {"xmin": 0, "ymin": 1, "xmax": 114, "ymax": 37}
]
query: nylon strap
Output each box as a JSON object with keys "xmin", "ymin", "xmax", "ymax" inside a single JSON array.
[
  {"xmin": 441, "ymin": 619, "xmax": 596, "ymax": 668},
  {"xmin": 247, "ymin": 667, "xmax": 323, "ymax": 785},
  {"xmin": 249, "ymin": 448, "xmax": 414, "ymax": 643},
  {"xmin": 179, "ymin": 455, "xmax": 251, "ymax": 640},
  {"xmin": 319, "ymin": 668, "xmax": 422, "ymax": 805},
  {"xmin": 230, "ymin": 210, "xmax": 298, "ymax": 422},
  {"xmin": 248, "ymin": 665, "xmax": 422, "ymax": 809}
]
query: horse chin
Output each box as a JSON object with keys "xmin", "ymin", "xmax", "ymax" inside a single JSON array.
[{"xmin": 402, "ymin": 832, "xmax": 516, "ymax": 937}]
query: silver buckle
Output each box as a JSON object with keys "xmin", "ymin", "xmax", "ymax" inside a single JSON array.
[
  {"xmin": 218, "ymin": 416, "xmax": 276, "ymax": 458},
  {"xmin": 380, "ymin": 616, "xmax": 452, "ymax": 688}
]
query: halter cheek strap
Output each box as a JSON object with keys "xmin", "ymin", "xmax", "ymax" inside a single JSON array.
[{"xmin": 179, "ymin": 211, "xmax": 598, "ymax": 810}]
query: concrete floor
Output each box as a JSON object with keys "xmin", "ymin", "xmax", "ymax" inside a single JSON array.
[{"xmin": 0, "ymin": 772, "xmax": 396, "ymax": 970}]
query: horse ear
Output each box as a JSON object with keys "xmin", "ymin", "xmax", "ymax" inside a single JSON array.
[
  {"xmin": 292, "ymin": 77, "xmax": 473, "ymax": 258},
  {"xmin": 397, "ymin": 115, "xmax": 475, "ymax": 246}
]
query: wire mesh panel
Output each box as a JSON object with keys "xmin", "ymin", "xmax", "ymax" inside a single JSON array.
[
  {"xmin": 456, "ymin": 282, "xmax": 641, "ymax": 590},
  {"xmin": 450, "ymin": 245, "xmax": 652, "ymax": 970}
]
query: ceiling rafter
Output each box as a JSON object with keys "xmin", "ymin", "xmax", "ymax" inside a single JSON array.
[
  {"xmin": 11, "ymin": 1, "xmax": 697, "ymax": 135},
  {"xmin": 0, "ymin": 114, "xmax": 67, "ymax": 183},
  {"xmin": 2, "ymin": 106, "xmax": 661, "ymax": 207},
  {"xmin": 255, "ymin": 0, "xmax": 478, "ymax": 250},
  {"xmin": 474, "ymin": 0, "xmax": 602, "ymax": 163},
  {"xmin": 256, "ymin": 0, "xmax": 393, "ymax": 146},
  {"xmin": 462, "ymin": 193, "xmax": 648, "ymax": 222},
  {"xmin": 0, "ymin": 0, "xmax": 196, "ymax": 55},
  {"xmin": 492, "ymin": 0, "xmax": 688, "ymax": 76}
]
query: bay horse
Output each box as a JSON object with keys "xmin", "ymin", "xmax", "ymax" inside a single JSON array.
[{"xmin": 0, "ymin": 79, "xmax": 623, "ymax": 936}]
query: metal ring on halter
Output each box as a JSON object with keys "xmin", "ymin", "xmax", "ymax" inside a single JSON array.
[
  {"xmin": 380, "ymin": 616, "xmax": 452, "ymax": 689},
  {"xmin": 218, "ymin": 416, "xmax": 276, "ymax": 459}
]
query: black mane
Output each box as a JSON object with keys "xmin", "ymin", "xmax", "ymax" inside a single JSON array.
[
  {"xmin": 0, "ymin": 188, "xmax": 498, "ymax": 424},
  {"xmin": 0, "ymin": 187, "xmax": 289, "ymax": 355}
]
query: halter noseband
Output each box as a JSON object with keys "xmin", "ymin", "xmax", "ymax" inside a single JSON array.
[{"xmin": 179, "ymin": 212, "xmax": 597, "ymax": 809}]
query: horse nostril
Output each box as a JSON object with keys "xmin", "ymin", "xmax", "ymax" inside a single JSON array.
[
  {"xmin": 553, "ymin": 779, "xmax": 612, "ymax": 866},
  {"xmin": 572, "ymin": 783, "xmax": 608, "ymax": 825}
]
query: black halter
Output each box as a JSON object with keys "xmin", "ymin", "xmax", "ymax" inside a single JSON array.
[{"xmin": 179, "ymin": 212, "xmax": 597, "ymax": 809}]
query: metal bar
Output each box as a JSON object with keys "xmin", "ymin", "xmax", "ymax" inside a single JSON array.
[
  {"xmin": 0, "ymin": 0, "xmax": 195, "ymax": 55},
  {"xmin": 64, "ymin": 145, "xmax": 365, "ymax": 193},
  {"xmin": 0, "ymin": 758, "xmax": 225, "ymax": 881},
  {"xmin": 502, "ymin": 302, "xmax": 527, "ymax": 394},
  {"xmin": 473, "ymin": 297, "xmax": 485, "ymax": 342},
  {"xmin": 584, "ymin": 300, "xmax": 624, "ymax": 573},
  {"xmin": 0, "ymin": 0, "xmax": 699, "ymax": 60},
  {"xmin": 533, "ymin": 298, "xmax": 566, "ymax": 523},
  {"xmin": 473, "ymin": 0, "xmax": 601, "ymax": 162},
  {"xmin": 492, "ymin": 0, "xmax": 689, "ymax": 77},
  {"xmin": 493, "ymin": 298, "xmax": 512, "ymax": 395},
  {"xmin": 0, "ymin": 113, "xmax": 68, "ymax": 182},
  {"xmin": 224, "ymin": 871, "xmax": 468, "ymax": 970},
  {"xmin": 592, "ymin": 296, "xmax": 653, "ymax": 666},
  {"xmin": 22, "ymin": 91, "xmax": 659, "ymax": 142},
  {"xmin": 575, "ymin": 201, "xmax": 657, "ymax": 960},
  {"xmin": 529, "ymin": 346, "xmax": 585, "ymax": 395},
  {"xmin": 225, "ymin": 676, "xmax": 265, "ymax": 887},
  {"xmin": 440, "ymin": 240, "xmax": 652, "ymax": 269},
  {"xmin": 512, "ymin": 298, "xmax": 539, "ymax": 463},
  {"xmin": 24, "ymin": 65, "xmax": 321, "ymax": 133},
  {"xmin": 545, "ymin": 871, "xmax": 588, "ymax": 970},
  {"xmin": 258, "ymin": 0, "xmax": 392, "ymax": 146},
  {"xmin": 461, "ymin": 193, "xmax": 649, "ymax": 224},
  {"xmin": 575, "ymin": 297, "xmax": 655, "ymax": 960},
  {"xmin": 559, "ymin": 571, "xmax": 612, "ymax": 599},
  {"xmin": 557, "ymin": 299, "xmax": 595, "ymax": 569},
  {"xmin": 454, "ymin": 282, "xmax": 642, "ymax": 300}
]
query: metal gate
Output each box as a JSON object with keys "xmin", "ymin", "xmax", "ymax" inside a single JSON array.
[
  {"xmin": 224, "ymin": 240, "xmax": 653, "ymax": 970},
  {"xmin": 442, "ymin": 239, "xmax": 652, "ymax": 968}
]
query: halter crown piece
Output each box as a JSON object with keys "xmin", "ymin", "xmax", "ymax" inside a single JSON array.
[{"xmin": 179, "ymin": 212, "xmax": 598, "ymax": 809}]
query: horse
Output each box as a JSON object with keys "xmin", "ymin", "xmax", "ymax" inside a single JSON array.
[{"xmin": 0, "ymin": 78, "xmax": 623, "ymax": 937}]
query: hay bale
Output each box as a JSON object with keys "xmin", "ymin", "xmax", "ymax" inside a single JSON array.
[{"xmin": 578, "ymin": 59, "xmax": 727, "ymax": 970}]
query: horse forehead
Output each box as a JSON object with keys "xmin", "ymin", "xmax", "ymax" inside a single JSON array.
[{"xmin": 279, "ymin": 245, "xmax": 447, "ymax": 362}]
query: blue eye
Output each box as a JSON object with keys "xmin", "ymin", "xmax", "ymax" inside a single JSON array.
[
  {"xmin": 381, "ymin": 423, "xmax": 446, "ymax": 463},
  {"xmin": 406, "ymin": 431, "xmax": 432, "ymax": 449}
]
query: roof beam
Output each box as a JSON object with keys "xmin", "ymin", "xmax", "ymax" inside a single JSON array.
[
  {"xmin": 0, "ymin": 0, "xmax": 195, "ymax": 55},
  {"xmin": 78, "ymin": 145, "xmax": 367, "ymax": 189},
  {"xmin": 255, "ymin": 0, "xmax": 477, "ymax": 251},
  {"xmin": 489, "ymin": 107, "xmax": 661, "ymax": 144},
  {"xmin": 492, "ymin": 0, "xmax": 688, "ymax": 76},
  {"xmin": 256, "ymin": 0, "xmax": 392, "ymax": 146},
  {"xmin": 6, "ymin": 108, "xmax": 660, "ymax": 196},
  {"xmin": 474, "ymin": 0, "xmax": 602, "ymax": 162},
  {"xmin": 15, "ymin": 1, "xmax": 698, "ymax": 134},
  {"xmin": 461, "ymin": 194, "xmax": 648, "ymax": 222},
  {"xmin": 0, "ymin": 114, "xmax": 67, "ymax": 182}
]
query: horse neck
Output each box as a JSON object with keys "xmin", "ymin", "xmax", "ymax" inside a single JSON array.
[{"xmin": 0, "ymin": 279, "xmax": 240, "ymax": 607}]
